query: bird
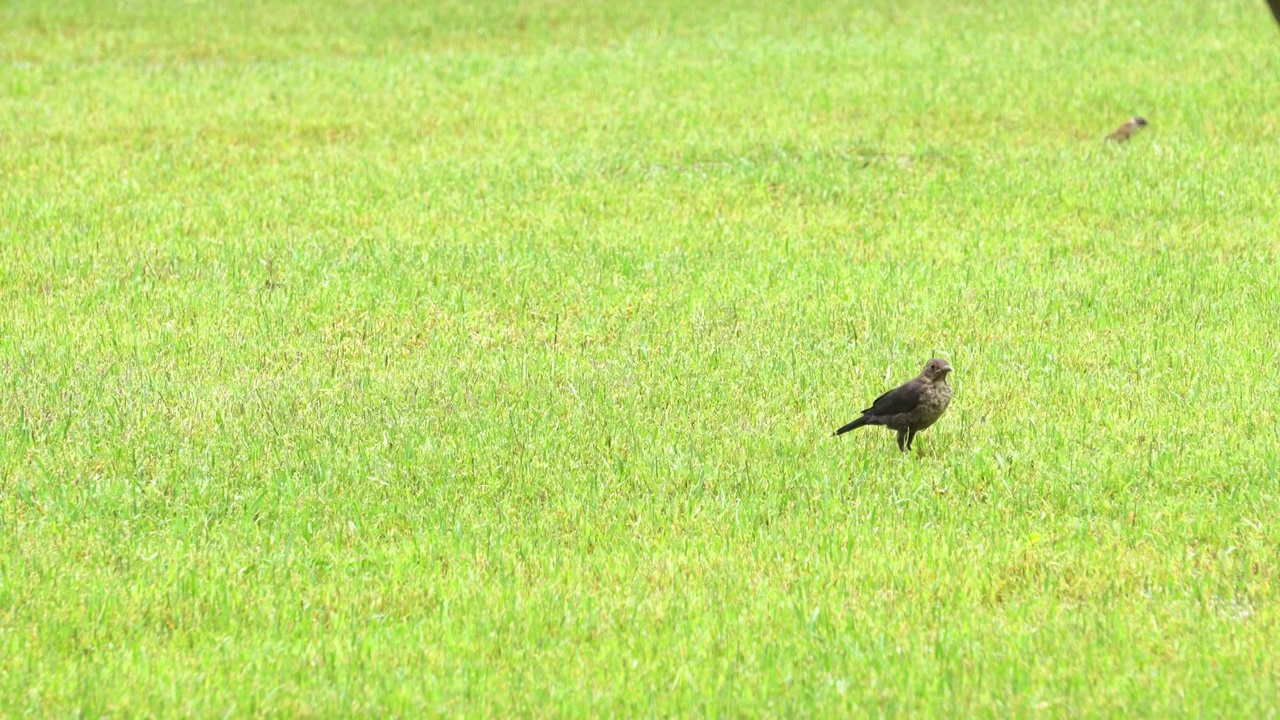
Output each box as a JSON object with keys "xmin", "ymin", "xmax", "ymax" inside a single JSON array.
[
  {"xmin": 1106, "ymin": 117, "xmax": 1147, "ymax": 142},
  {"xmin": 833, "ymin": 358, "xmax": 954, "ymax": 452}
]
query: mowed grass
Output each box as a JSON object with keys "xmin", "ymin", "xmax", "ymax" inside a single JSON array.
[{"xmin": 3, "ymin": 0, "xmax": 1280, "ymax": 715}]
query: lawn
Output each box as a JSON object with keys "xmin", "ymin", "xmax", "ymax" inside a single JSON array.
[{"xmin": 2, "ymin": 0, "xmax": 1279, "ymax": 715}]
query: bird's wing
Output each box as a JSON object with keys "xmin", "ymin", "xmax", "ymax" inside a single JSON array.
[{"xmin": 862, "ymin": 379, "xmax": 923, "ymax": 416}]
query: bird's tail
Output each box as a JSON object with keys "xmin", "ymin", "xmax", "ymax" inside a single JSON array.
[{"xmin": 833, "ymin": 416, "xmax": 871, "ymax": 436}]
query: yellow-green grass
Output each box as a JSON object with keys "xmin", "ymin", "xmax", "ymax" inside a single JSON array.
[{"xmin": 2, "ymin": 0, "xmax": 1279, "ymax": 715}]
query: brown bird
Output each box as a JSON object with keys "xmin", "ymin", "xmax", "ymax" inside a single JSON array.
[
  {"xmin": 1106, "ymin": 116, "xmax": 1147, "ymax": 142},
  {"xmin": 834, "ymin": 358, "xmax": 954, "ymax": 452}
]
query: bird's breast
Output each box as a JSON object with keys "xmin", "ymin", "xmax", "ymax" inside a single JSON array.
[{"xmin": 919, "ymin": 384, "xmax": 953, "ymax": 417}]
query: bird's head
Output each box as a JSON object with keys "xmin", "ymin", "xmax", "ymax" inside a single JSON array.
[
  {"xmin": 921, "ymin": 358, "xmax": 953, "ymax": 382},
  {"xmin": 1132, "ymin": 117, "xmax": 1148, "ymax": 127}
]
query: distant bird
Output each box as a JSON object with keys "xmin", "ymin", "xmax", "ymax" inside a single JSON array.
[
  {"xmin": 1106, "ymin": 117, "xmax": 1148, "ymax": 142},
  {"xmin": 834, "ymin": 358, "xmax": 954, "ymax": 452}
]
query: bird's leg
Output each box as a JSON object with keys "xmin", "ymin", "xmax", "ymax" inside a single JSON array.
[
  {"xmin": 896, "ymin": 430, "xmax": 907, "ymax": 452},
  {"xmin": 907, "ymin": 429, "xmax": 917, "ymax": 451}
]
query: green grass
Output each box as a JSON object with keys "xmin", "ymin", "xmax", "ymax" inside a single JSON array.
[{"xmin": 3, "ymin": 0, "xmax": 1280, "ymax": 715}]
